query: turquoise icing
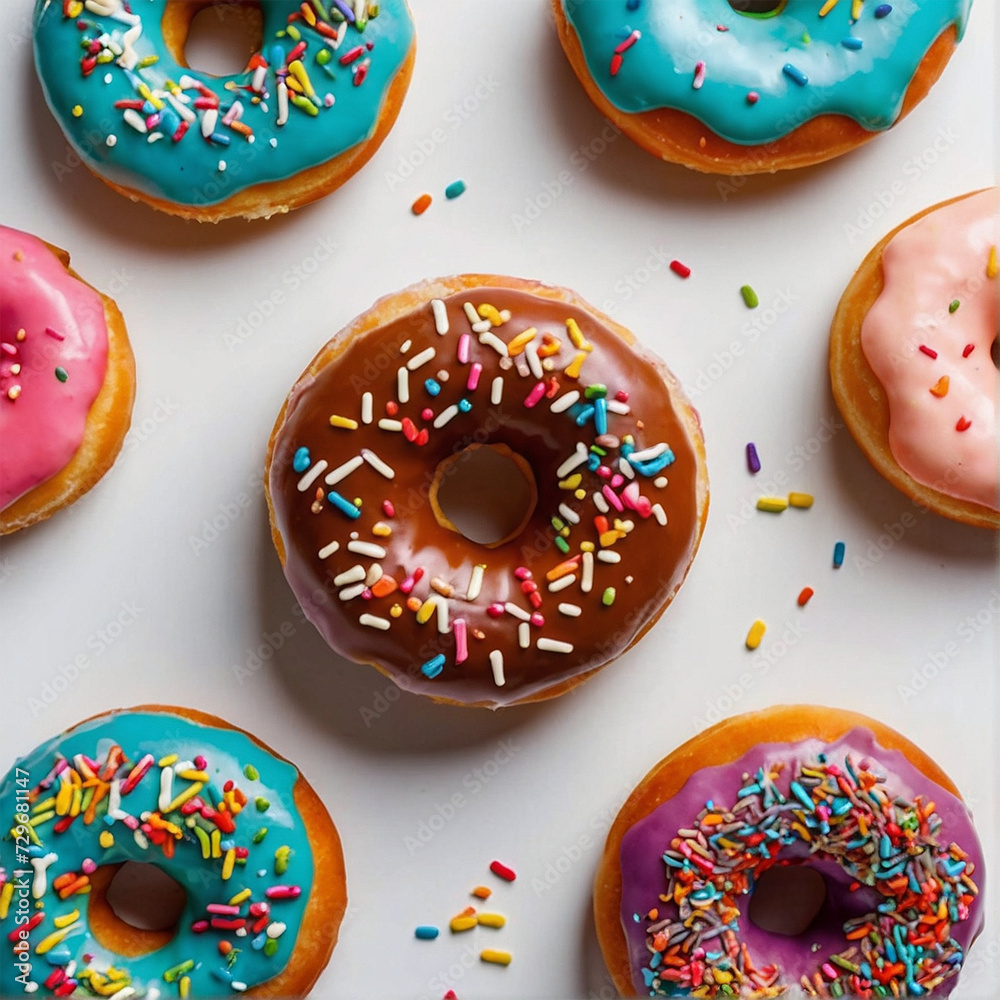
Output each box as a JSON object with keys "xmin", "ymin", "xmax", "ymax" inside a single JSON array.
[
  {"xmin": 33, "ymin": 0, "xmax": 414, "ymax": 206},
  {"xmin": 561, "ymin": 0, "xmax": 970, "ymax": 145},
  {"xmin": 1, "ymin": 710, "xmax": 315, "ymax": 997}
]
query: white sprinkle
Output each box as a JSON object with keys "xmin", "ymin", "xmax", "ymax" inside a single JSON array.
[
  {"xmin": 30, "ymin": 853, "xmax": 58, "ymax": 899},
  {"xmin": 223, "ymin": 100, "xmax": 244, "ymax": 125},
  {"xmin": 348, "ymin": 540, "xmax": 387, "ymax": 559},
  {"xmin": 378, "ymin": 419, "xmax": 402, "ymax": 432},
  {"xmin": 361, "ymin": 392, "xmax": 373, "ymax": 424},
  {"xmin": 201, "ymin": 107, "xmax": 218, "ymax": 138},
  {"xmin": 361, "ymin": 448, "xmax": 395, "ymax": 479},
  {"xmin": 558, "ymin": 603, "xmax": 582, "ymax": 617},
  {"xmin": 607, "ymin": 399, "xmax": 631, "ymax": 415},
  {"xmin": 558, "ymin": 503, "xmax": 579, "ymax": 525},
  {"xmin": 397, "ymin": 367, "xmax": 409, "ymax": 403},
  {"xmin": 504, "ymin": 602, "xmax": 531, "ymax": 621},
  {"xmin": 433, "ymin": 404, "xmax": 459, "ymax": 429},
  {"xmin": 597, "ymin": 550, "xmax": 621, "ymax": 563},
  {"xmin": 490, "ymin": 376, "xmax": 504, "ymax": 405},
  {"xmin": 518, "ymin": 622, "xmax": 531, "ymax": 649},
  {"xmin": 466, "ymin": 563, "xmax": 485, "ymax": 601},
  {"xmin": 133, "ymin": 828, "xmax": 149, "ymax": 850},
  {"xmin": 106, "ymin": 134, "xmax": 117, "ymax": 147},
  {"xmin": 525, "ymin": 340, "xmax": 543, "ymax": 380},
  {"xmin": 489, "ymin": 649, "xmax": 505, "ymax": 687},
  {"xmin": 359, "ymin": 614, "xmax": 391, "ymax": 630},
  {"xmin": 479, "ymin": 331, "xmax": 509, "ymax": 357},
  {"xmin": 619, "ymin": 458, "xmax": 635, "ymax": 479},
  {"xmin": 365, "ymin": 563, "xmax": 383, "ymax": 586},
  {"xmin": 104, "ymin": 72, "xmax": 113, "ymax": 83},
  {"xmin": 165, "ymin": 91, "xmax": 196, "ymax": 123},
  {"xmin": 592, "ymin": 491, "xmax": 610, "ymax": 514},
  {"xmin": 556, "ymin": 442, "xmax": 589, "ymax": 479},
  {"xmin": 472, "ymin": 319, "xmax": 492, "ymax": 334},
  {"xmin": 122, "ymin": 107, "xmax": 147, "ymax": 133},
  {"xmin": 431, "ymin": 298, "xmax": 449, "ymax": 334},
  {"xmin": 297, "ymin": 459, "xmax": 329, "ymax": 492},
  {"xmin": 266, "ymin": 922, "xmax": 287, "ymax": 939},
  {"xmin": 158, "ymin": 766, "xmax": 174, "ymax": 813},
  {"xmin": 276, "ymin": 80, "xmax": 289, "ymax": 126},
  {"xmin": 400, "ymin": 339, "xmax": 412, "ymax": 354},
  {"xmin": 629, "ymin": 442, "xmax": 670, "ymax": 463},
  {"xmin": 323, "ymin": 455, "xmax": 362, "ymax": 485},
  {"xmin": 146, "ymin": 132, "xmax": 164, "ymax": 143},
  {"xmin": 654, "ymin": 476, "xmax": 668, "ymax": 488},
  {"xmin": 269, "ymin": 137, "xmax": 278, "ymax": 148},
  {"xmin": 333, "ymin": 564, "xmax": 366, "ymax": 586},
  {"xmin": 407, "ymin": 346, "xmax": 436, "ymax": 371},
  {"xmin": 463, "ymin": 302, "xmax": 479, "ymax": 326},
  {"xmin": 317, "ymin": 540, "xmax": 340, "ymax": 560},
  {"xmin": 218, "ymin": 159, "xmax": 227, "ymax": 173},
  {"xmin": 436, "ymin": 599, "xmax": 450, "ymax": 634},
  {"xmin": 338, "ymin": 582, "xmax": 366, "ymax": 601},
  {"xmin": 550, "ymin": 390, "xmax": 580, "ymax": 413},
  {"xmin": 652, "ymin": 503, "xmax": 668, "ymax": 526},
  {"xmin": 581, "ymin": 550, "xmax": 594, "ymax": 593},
  {"xmin": 537, "ymin": 638, "xmax": 573, "ymax": 654},
  {"xmin": 231, "ymin": 984, "xmax": 247, "ymax": 994},
  {"xmin": 547, "ymin": 574, "xmax": 577, "ymax": 592}
]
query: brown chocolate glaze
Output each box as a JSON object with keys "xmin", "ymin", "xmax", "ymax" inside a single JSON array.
[{"xmin": 267, "ymin": 278, "xmax": 707, "ymax": 707}]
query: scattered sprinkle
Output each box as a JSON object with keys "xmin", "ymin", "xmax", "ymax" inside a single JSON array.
[
  {"xmin": 955, "ymin": 416, "xmax": 971, "ymax": 432},
  {"xmin": 782, "ymin": 63, "xmax": 808, "ymax": 86},
  {"xmin": 746, "ymin": 442, "xmax": 761, "ymax": 474},
  {"xmin": 489, "ymin": 860, "xmax": 516, "ymax": 882},
  {"xmin": 948, "ymin": 299, "xmax": 960, "ymax": 313},
  {"xmin": 833, "ymin": 540, "xmax": 846, "ymax": 568},
  {"xmin": 919, "ymin": 345, "xmax": 938, "ymax": 359},
  {"xmin": 745, "ymin": 619, "xmax": 766, "ymax": 650},
  {"xmin": 797, "ymin": 587, "xmax": 814, "ymax": 607},
  {"xmin": 480, "ymin": 949, "xmax": 512, "ymax": 966},
  {"xmin": 669, "ymin": 259, "xmax": 691, "ymax": 278},
  {"xmin": 415, "ymin": 925, "xmax": 440, "ymax": 940},
  {"xmin": 445, "ymin": 179, "xmax": 466, "ymax": 199},
  {"xmin": 411, "ymin": 193, "xmax": 432, "ymax": 216},
  {"xmin": 756, "ymin": 496, "xmax": 788, "ymax": 513},
  {"xmin": 54, "ymin": 367, "xmax": 68, "ymax": 383},
  {"xmin": 740, "ymin": 284, "xmax": 758, "ymax": 309},
  {"xmin": 929, "ymin": 376, "xmax": 949, "ymax": 398},
  {"xmin": 788, "ymin": 492, "xmax": 814, "ymax": 509}
]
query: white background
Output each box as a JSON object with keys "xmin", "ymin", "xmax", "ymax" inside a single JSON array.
[{"xmin": 1, "ymin": 1, "xmax": 997, "ymax": 997}]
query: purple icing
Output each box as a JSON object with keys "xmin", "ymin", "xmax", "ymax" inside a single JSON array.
[{"xmin": 618, "ymin": 727, "xmax": 986, "ymax": 996}]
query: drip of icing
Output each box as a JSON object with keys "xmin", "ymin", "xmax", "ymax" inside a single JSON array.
[
  {"xmin": 0, "ymin": 226, "xmax": 108, "ymax": 510},
  {"xmin": 861, "ymin": 189, "xmax": 999, "ymax": 511},
  {"xmin": 33, "ymin": 0, "xmax": 415, "ymax": 207},
  {"xmin": 561, "ymin": 0, "xmax": 970, "ymax": 145},
  {"xmin": 0, "ymin": 710, "xmax": 315, "ymax": 997},
  {"xmin": 619, "ymin": 728, "xmax": 985, "ymax": 997}
]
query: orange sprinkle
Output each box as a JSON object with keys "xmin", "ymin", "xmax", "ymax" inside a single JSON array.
[
  {"xmin": 471, "ymin": 886, "xmax": 492, "ymax": 899},
  {"xmin": 411, "ymin": 193, "xmax": 432, "ymax": 216},
  {"xmin": 929, "ymin": 376, "xmax": 950, "ymax": 398},
  {"xmin": 219, "ymin": 941, "xmax": 233, "ymax": 956},
  {"xmin": 371, "ymin": 576, "xmax": 398, "ymax": 598},
  {"xmin": 405, "ymin": 596, "xmax": 422, "ymax": 613},
  {"xmin": 797, "ymin": 587, "xmax": 814, "ymax": 607}
]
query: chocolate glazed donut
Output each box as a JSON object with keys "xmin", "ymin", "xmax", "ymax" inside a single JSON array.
[{"xmin": 265, "ymin": 275, "xmax": 708, "ymax": 708}]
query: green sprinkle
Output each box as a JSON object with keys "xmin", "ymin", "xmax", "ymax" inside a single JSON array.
[
  {"xmin": 54, "ymin": 366, "xmax": 68, "ymax": 382},
  {"xmin": 264, "ymin": 938, "xmax": 279, "ymax": 957},
  {"xmin": 444, "ymin": 179, "xmax": 466, "ymax": 200},
  {"xmin": 740, "ymin": 285, "xmax": 759, "ymax": 309},
  {"xmin": 290, "ymin": 93, "xmax": 319, "ymax": 117},
  {"xmin": 949, "ymin": 299, "xmax": 960, "ymax": 313},
  {"xmin": 316, "ymin": 48, "xmax": 331, "ymax": 66},
  {"xmin": 286, "ymin": 24, "xmax": 301, "ymax": 40},
  {"xmin": 551, "ymin": 517, "xmax": 565, "ymax": 532},
  {"xmin": 163, "ymin": 959, "xmax": 195, "ymax": 983},
  {"xmin": 554, "ymin": 536, "xmax": 570, "ymax": 554},
  {"xmin": 193, "ymin": 825, "xmax": 211, "ymax": 859},
  {"xmin": 584, "ymin": 383, "xmax": 607, "ymax": 399},
  {"xmin": 137, "ymin": 54, "xmax": 159, "ymax": 69},
  {"xmin": 252, "ymin": 827, "xmax": 268, "ymax": 844},
  {"xmin": 275, "ymin": 845, "xmax": 292, "ymax": 876},
  {"xmin": 602, "ymin": 587, "xmax": 616, "ymax": 606},
  {"xmin": 255, "ymin": 797, "xmax": 270, "ymax": 812},
  {"xmin": 802, "ymin": 31, "xmax": 810, "ymax": 43},
  {"xmin": 243, "ymin": 764, "xmax": 259, "ymax": 781}
]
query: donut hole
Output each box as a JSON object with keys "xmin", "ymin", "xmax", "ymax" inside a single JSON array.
[
  {"xmin": 163, "ymin": 1, "xmax": 264, "ymax": 77},
  {"xmin": 747, "ymin": 864, "xmax": 827, "ymax": 936},
  {"xmin": 88, "ymin": 861, "xmax": 187, "ymax": 957},
  {"xmin": 430, "ymin": 443, "xmax": 538, "ymax": 548},
  {"xmin": 991, "ymin": 334, "xmax": 999, "ymax": 370},
  {"xmin": 727, "ymin": 0, "xmax": 787, "ymax": 15}
]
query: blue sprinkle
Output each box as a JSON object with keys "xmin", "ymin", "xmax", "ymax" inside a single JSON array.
[
  {"xmin": 445, "ymin": 179, "xmax": 466, "ymax": 199},
  {"xmin": 833, "ymin": 540, "xmax": 846, "ymax": 568},
  {"xmin": 270, "ymin": 45, "xmax": 285, "ymax": 69},
  {"xmin": 782, "ymin": 63, "xmax": 809, "ymax": 86},
  {"xmin": 424, "ymin": 378, "xmax": 441, "ymax": 396},
  {"xmin": 790, "ymin": 781, "xmax": 814, "ymax": 811},
  {"xmin": 641, "ymin": 968, "xmax": 657, "ymax": 987},
  {"xmin": 458, "ymin": 398, "xmax": 472, "ymax": 413},
  {"xmin": 594, "ymin": 397, "xmax": 608, "ymax": 436},
  {"xmin": 841, "ymin": 36, "xmax": 863, "ymax": 49},
  {"xmin": 212, "ymin": 968, "xmax": 233, "ymax": 983},
  {"xmin": 875, "ymin": 3, "xmax": 892, "ymax": 17},
  {"xmin": 327, "ymin": 491, "xmax": 361, "ymax": 519},
  {"xmin": 415, "ymin": 924, "xmax": 439, "ymax": 940},
  {"xmin": 210, "ymin": 131, "xmax": 231, "ymax": 146},
  {"xmin": 331, "ymin": 0, "xmax": 356, "ymax": 22},
  {"xmin": 626, "ymin": 0, "xmax": 640, "ymax": 9},
  {"xmin": 421, "ymin": 654, "xmax": 445, "ymax": 679},
  {"xmin": 251, "ymin": 932, "xmax": 267, "ymax": 951},
  {"xmin": 44, "ymin": 947, "xmax": 72, "ymax": 965},
  {"xmin": 575, "ymin": 404, "xmax": 595, "ymax": 427}
]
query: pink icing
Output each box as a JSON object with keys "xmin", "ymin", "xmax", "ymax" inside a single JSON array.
[
  {"xmin": 861, "ymin": 189, "xmax": 999, "ymax": 511},
  {"xmin": 0, "ymin": 226, "xmax": 109, "ymax": 511}
]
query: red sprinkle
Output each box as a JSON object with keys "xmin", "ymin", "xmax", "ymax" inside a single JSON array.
[
  {"xmin": 490, "ymin": 860, "xmax": 516, "ymax": 882},
  {"xmin": 382, "ymin": 500, "xmax": 395, "ymax": 517},
  {"xmin": 411, "ymin": 193, "xmax": 432, "ymax": 216},
  {"xmin": 956, "ymin": 416, "xmax": 972, "ymax": 432},
  {"xmin": 9, "ymin": 913, "xmax": 43, "ymax": 940},
  {"xmin": 609, "ymin": 53, "xmax": 623, "ymax": 76},
  {"xmin": 962, "ymin": 343, "xmax": 975, "ymax": 357},
  {"xmin": 669, "ymin": 260, "xmax": 691, "ymax": 278},
  {"xmin": 797, "ymin": 587, "xmax": 814, "ymax": 607},
  {"xmin": 918, "ymin": 345, "xmax": 938, "ymax": 359}
]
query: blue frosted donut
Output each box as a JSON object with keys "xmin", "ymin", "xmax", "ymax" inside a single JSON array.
[
  {"xmin": 554, "ymin": 0, "xmax": 971, "ymax": 173},
  {"xmin": 34, "ymin": 0, "xmax": 416, "ymax": 220},
  {"xmin": 0, "ymin": 706, "xmax": 345, "ymax": 998}
]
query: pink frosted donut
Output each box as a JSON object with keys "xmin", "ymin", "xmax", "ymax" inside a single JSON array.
[
  {"xmin": 830, "ymin": 190, "xmax": 998, "ymax": 529},
  {"xmin": 0, "ymin": 226, "xmax": 135, "ymax": 534}
]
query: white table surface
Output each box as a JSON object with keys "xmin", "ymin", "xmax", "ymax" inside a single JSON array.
[{"xmin": 1, "ymin": 1, "xmax": 997, "ymax": 997}]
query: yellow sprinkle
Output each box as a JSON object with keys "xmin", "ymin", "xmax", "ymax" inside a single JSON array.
[
  {"xmin": 987, "ymin": 245, "xmax": 997, "ymax": 280},
  {"xmin": 166, "ymin": 781, "xmax": 204, "ymax": 813},
  {"xmin": 746, "ymin": 620, "xmax": 766, "ymax": 650},
  {"xmin": 0, "ymin": 882, "xmax": 14, "ymax": 919},
  {"xmin": 389, "ymin": 604, "xmax": 403, "ymax": 618},
  {"xmin": 930, "ymin": 375, "xmax": 950, "ymax": 398},
  {"xmin": 372, "ymin": 521, "xmax": 392, "ymax": 537},
  {"xmin": 222, "ymin": 848, "xmax": 236, "ymax": 881},
  {"xmin": 300, "ymin": 1, "xmax": 317, "ymax": 25},
  {"xmin": 851, "ymin": 0, "xmax": 864, "ymax": 20},
  {"xmin": 477, "ymin": 912, "xmax": 506, "ymax": 928},
  {"xmin": 450, "ymin": 915, "xmax": 478, "ymax": 932},
  {"xmin": 287, "ymin": 59, "xmax": 315, "ymax": 97},
  {"xmin": 574, "ymin": 488, "xmax": 586, "ymax": 500},
  {"xmin": 175, "ymin": 769, "xmax": 210, "ymax": 782},
  {"xmin": 788, "ymin": 492, "xmax": 814, "ymax": 509},
  {"xmin": 579, "ymin": 540, "xmax": 595, "ymax": 552},
  {"xmin": 55, "ymin": 909, "xmax": 80, "ymax": 929},
  {"xmin": 158, "ymin": 754, "xmax": 179, "ymax": 767},
  {"xmin": 99, "ymin": 831, "xmax": 115, "ymax": 849},
  {"xmin": 558, "ymin": 474, "xmax": 582, "ymax": 490},
  {"xmin": 599, "ymin": 530, "xmax": 620, "ymax": 548},
  {"xmin": 71, "ymin": 104, "xmax": 83, "ymax": 118},
  {"xmin": 564, "ymin": 351, "xmax": 587, "ymax": 379},
  {"xmin": 36, "ymin": 925, "xmax": 75, "ymax": 955},
  {"xmin": 55, "ymin": 782, "xmax": 73, "ymax": 816},
  {"xmin": 481, "ymin": 949, "xmax": 512, "ymax": 966},
  {"xmin": 328, "ymin": 415, "xmax": 359, "ymax": 430},
  {"xmin": 180, "ymin": 976, "xmax": 191, "ymax": 999},
  {"xmin": 415, "ymin": 598, "xmax": 437, "ymax": 624},
  {"xmin": 565, "ymin": 317, "xmax": 593, "ymax": 352},
  {"xmin": 211, "ymin": 828, "xmax": 222, "ymax": 859},
  {"xmin": 714, "ymin": 969, "xmax": 733, "ymax": 985},
  {"xmin": 791, "ymin": 821, "xmax": 813, "ymax": 842},
  {"xmin": 70, "ymin": 785, "xmax": 83, "ymax": 817},
  {"xmin": 506, "ymin": 327, "xmax": 537, "ymax": 356},
  {"xmin": 537, "ymin": 336, "xmax": 562, "ymax": 357},
  {"xmin": 31, "ymin": 796, "xmax": 56, "ymax": 815},
  {"xmin": 228, "ymin": 888, "xmax": 252, "ymax": 906},
  {"xmin": 67, "ymin": 1, "xmax": 83, "ymax": 18},
  {"xmin": 818, "ymin": 0, "xmax": 840, "ymax": 15},
  {"xmin": 756, "ymin": 496, "xmax": 788, "ymax": 513},
  {"xmin": 477, "ymin": 303, "xmax": 503, "ymax": 325}
]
